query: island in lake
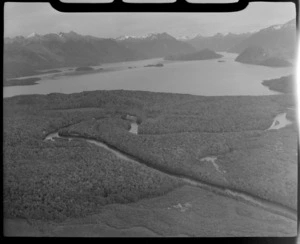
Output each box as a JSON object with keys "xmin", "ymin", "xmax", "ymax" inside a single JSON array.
[
  {"xmin": 165, "ymin": 49, "xmax": 223, "ymax": 61},
  {"xmin": 75, "ymin": 66, "xmax": 95, "ymax": 72},
  {"xmin": 144, "ymin": 63, "xmax": 164, "ymax": 67}
]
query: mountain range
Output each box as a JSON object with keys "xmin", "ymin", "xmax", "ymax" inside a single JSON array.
[
  {"xmin": 181, "ymin": 32, "xmax": 252, "ymax": 52},
  {"xmin": 115, "ymin": 32, "xmax": 195, "ymax": 59},
  {"xmin": 235, "ymin": 46, "xmax": 292, "ymax": 67},
  {"xmin": 4, "ymin": 31, "xmax": 147, "ymax": 78},
  {"xmin": 228, "ymin": 18, "xmax": 296, "ymax": 59},
  {"xmin": 4, "ymin": 32, "xmax": 195, "ymax": 79},
  {"xmin": 4, "ymin": 18, "xmax": 296, "ymax": 79}
]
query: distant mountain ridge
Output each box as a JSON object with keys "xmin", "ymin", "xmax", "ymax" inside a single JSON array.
[
  {"xmin": 116, "ymin": 32, "xmax": 176, "ymax": 41},
  {"xmin": 232, "ymin": 18, "xmax": 296, "ymax": 67},
  {"xmin": 228, "ymin": 18, "xmax": 296, "ymax": 59},
  {"xmin": 4, "ymin": 18, "xmax": 296, "ymax": 79},
  {"xmin": 115, "ymin": 32, "xmax": 196, "ymax": 59},
  {"xmin": 4, "ymin": 31, "xmax": 147, "ymax": 78},
  {"xmin": 4, "ymin": 31, "xmax": 195, "ymax": 79},
  {"xmin": 178, "ymin": 18, "xmax": 296, "ymax": 59},
  {"xmin": 235, "ymin": 46, "xmax": 292, "ymax": 67},
  {"xmin": 181, "ymin": 32, "xmax": 252, "ymax": 52}
]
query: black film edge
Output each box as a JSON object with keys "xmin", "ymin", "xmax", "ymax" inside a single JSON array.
[{"xmin": 49, "ymin": 0, "xmax": 250, "ymax": 12}]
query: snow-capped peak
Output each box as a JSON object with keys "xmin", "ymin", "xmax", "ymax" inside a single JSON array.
[
  {"xmin": 116, "ymin": 35, "xmax": 137, "ymax": 41},
  {"xmin": 117, "ymin": 32, "xmax": 175, "ymax": 41},
  {"xmin": 272, "ymin": 25, "xmax": 282, "ymax": 30},
  {"xmin": 177, "ymin": 35, "xmax": 192, "ymax": 41},
  {"xmin": 268, "ymin": 19, "xmax": 295, "ymax": 32},
  {"xmin": 27, "ymin": 32, "xmax": 39, "ymax": 38},
  {"xmin": 116, "ymin": 33, "xmax": 155, "ymax": 41}
]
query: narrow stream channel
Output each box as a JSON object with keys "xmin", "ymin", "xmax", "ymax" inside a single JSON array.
[{"xmin": 44, "ymin": 113, "xmax": 296, "ymax": 220}]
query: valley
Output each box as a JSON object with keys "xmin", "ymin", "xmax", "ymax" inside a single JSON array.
[
  {"xmin": 3, "ymin": 90, "xmax": 297, "ymax": 236},
  {"xmin": 3, "ymin": 9, "xmax": 297, "ymax": 237}
]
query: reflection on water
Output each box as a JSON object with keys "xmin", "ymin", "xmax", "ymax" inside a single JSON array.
[{"xmin": 3, "ymin": 53, "xmax": 293, "ymax": 97}]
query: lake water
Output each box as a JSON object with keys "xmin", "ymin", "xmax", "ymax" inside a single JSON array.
[{"xmin": 3, "ymin": 52, "xmax": 293, "ymax": 98}]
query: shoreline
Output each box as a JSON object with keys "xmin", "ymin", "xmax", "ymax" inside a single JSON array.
[
  {"xmin": 4, "ymin": 77, "xmax": 42, "ymax": 87},
  {"xmin": 3, "ymin": 51, "xmax": 292, "ymax": 98},
  {"xmin": 3, "ymin": 57, "xmax": 158, "ymax": 81}
]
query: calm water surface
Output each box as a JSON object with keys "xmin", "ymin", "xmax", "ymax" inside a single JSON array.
[{"xmin": 3, "ymin": 53, "xmax": 293, "ymax": 97}]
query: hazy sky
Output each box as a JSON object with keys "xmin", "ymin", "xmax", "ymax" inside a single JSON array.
[{"xmin": 4, "ymin": 1, "xmax": 295, "ymax": 38}]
